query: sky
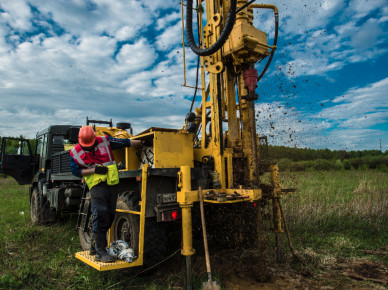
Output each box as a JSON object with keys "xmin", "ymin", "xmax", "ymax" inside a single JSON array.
[{"xmin": 0, "ymin": 0, "xmax": 387, "ymax": 151}]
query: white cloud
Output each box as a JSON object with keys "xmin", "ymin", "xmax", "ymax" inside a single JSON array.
[
  {"xmin": 156, "ymin": 21, "xmax": 182, "ymax": 51},
  {"xmin": 319, "ymin": 77, "xmax": 388, "ymax": 125},
  {"xmin": 114, "ymin": 39, "xmax": 157, "ymax": 74},
  {"xmin": 256, "ymin": 78, "xmax": 388, "ymax": 150},
  {"xmin": 32, "ymin": 0, "xmax": 152, "ymax": 39},
  {"xmin": 0, "ymin": 0, "xmax": 32, "ymax": 31},
  {"xmin": 351, "ymin": 18, "xmax": 384, "ymax": 49},
  {"xmin": 347, "ymin": 0, "xmax": 386, "ymax": 20},
  {"xmin": 156, "ymin": 11, "xmax": 181, "ymax": 30},
  {"xmin": 266, "ymin": 0, "xmax": 388, "ymax": 77},
  {"xmin": 255, "ymin": 102, "xmax": 332, "ymax": 148}
]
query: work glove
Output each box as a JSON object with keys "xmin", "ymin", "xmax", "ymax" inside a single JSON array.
[{"xmin": 95, "ymin": 166, "xmax": 108, "ymax": 175}]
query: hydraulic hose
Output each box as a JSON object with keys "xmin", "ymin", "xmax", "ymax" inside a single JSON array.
[
  {"xmin": 256, "ymin": 6, "xmax": 279, "ymax": 82},
  {"xmin": 186, "ymin": 0, "xmax": 237, "ymax": 56},
  {"xmin": 189, "ymin": 0, "xmax": 202, "ymax": 113},
  {"xmin": 189, "ymin": 54, "xmax": 200, "ymax": 113}
]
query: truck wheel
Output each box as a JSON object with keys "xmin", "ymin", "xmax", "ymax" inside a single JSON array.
[
  {"xmin": 116, "ymin": 122, "xmax": 131, "ymax": 130},
  {"xmin": 78, "ymin": 198, "xmax": 94, "ymax": 251},
  {"xmin": 30, "ymin": 188, "xmax": 57, "ymax": 225},
  {"xmin": 30, "ymin": 188, "xmax": 41, "ymax": 224},
  {"xmin": 112, "ymin": 193, "xmax": 140, "ymax": 256},
  {"xmin": 112, "ymin": 192, "xmax": 167, "ymax": 267}
]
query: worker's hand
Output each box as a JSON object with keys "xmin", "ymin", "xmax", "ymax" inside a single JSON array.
[{"xmin": 94, "ymin": 166, "xmax": 108, "ymax": 175}]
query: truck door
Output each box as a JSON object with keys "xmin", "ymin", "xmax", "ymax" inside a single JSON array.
[{"xmin": 0, "ymin": 137, "xmax": 34, "ymax": 185}]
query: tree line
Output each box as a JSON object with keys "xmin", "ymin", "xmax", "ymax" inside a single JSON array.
[{"xmin": 266, "ymin": 145, "xmax": 388, "ymax": 172}]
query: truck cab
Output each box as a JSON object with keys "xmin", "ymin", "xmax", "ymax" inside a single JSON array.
[
  {"xmin": 0, "ymin": 125, "xmax": 80, "ymax": 185},
  {"xmin": 1, "ymin": 125, "xmax": 82, "ymax": 224}
]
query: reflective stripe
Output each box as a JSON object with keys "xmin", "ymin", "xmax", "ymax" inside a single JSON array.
[
  {"xmin": 70, "ymin": 147, "xmax": 89, "ymax": 168},
  {"xmin": 99, "ymin": 136, "xmax": 113, "ymax": 161},
  {"xmin": 102, "ymin": 161, "xmax": 116, "ymax": 166}
]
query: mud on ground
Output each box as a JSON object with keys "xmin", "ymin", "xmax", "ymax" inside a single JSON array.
[{"xmin": 154, "ymin": 248, "xmax": 388, "ymax": 289}]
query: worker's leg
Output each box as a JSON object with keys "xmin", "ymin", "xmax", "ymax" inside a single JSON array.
[
  {"xmin": 107, "ymin": 185, "xmax": 119, "ymax": 230},
  {"xmin": 90, "ymin": 183, "xmax": 111, "ymax": 234},
  {"xmin": 90, "ymin": 183, "xmax": 115, "ymax": 262}
]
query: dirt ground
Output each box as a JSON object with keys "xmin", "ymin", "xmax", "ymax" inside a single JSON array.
[{"xmin": 154, "ymin": 248, "xmax": 388, "ymax": 289}]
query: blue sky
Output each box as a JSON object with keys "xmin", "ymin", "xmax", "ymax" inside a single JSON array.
[{"xmin": 0, "ymin": 0, "xmax": 387, "ymax": 151}]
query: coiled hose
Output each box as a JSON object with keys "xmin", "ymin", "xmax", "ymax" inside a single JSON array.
[{"xmin": 186, "ymin": 0, "xmax": 237, "ymax": 56}]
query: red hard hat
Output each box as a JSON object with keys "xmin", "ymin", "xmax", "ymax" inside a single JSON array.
[{"xmin": 78, "ymin": 126, "xmax": 96, "ymax": 147}]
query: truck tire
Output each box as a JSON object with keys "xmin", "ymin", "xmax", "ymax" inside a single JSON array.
[
  {"xmin": 30, "ymin": 188, "xmax": 57, "ymax": 225},
  {"xmin": 112, "ymin": 192, "xmax": 167, "ymax": 268},
  {"xmin": 78, "ymin": 198, "xmax": 94, "ymax": 251},
  {"xmin": 116, "ymin": 122, "xmax": 131, "ymax": 130}
]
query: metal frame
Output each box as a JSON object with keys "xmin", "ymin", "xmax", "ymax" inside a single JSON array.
[{"xmin": 75, "ymin": 165, "xmax": 149, "ymax": 271}]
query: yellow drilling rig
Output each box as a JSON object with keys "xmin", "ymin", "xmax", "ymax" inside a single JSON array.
[{"xmin": 75, "ymin": 0, "xmax": 294, "ymax": 286}]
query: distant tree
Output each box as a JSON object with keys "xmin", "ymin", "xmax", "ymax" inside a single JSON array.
[
  {"xmin": 343, "ymin": 159, "xmax": 351, "ymax": 170},
  {"xmin": 335, "ymin": 159, "xmax": 343, "ymax": 170}
]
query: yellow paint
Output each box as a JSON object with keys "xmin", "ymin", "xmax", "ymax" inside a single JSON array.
[
  {"xmin": 137, "ymin": 164, "xmax": 149, "ymax": 265},
  {"xmin": 75, "ymin": 165, "xmax": 148, "ymax": 271},
  {"xmin": 178, "ymin": 166, "xmax": 195, "ymax": 256},
  {"xmin": 223, "ymin": 22, "xmax": 269, "ymax": 62},
  {"xmin": 75, "ymin": 251, "xmax": 142, "ymax": 271},
  {"xmin": 124, "ymin": 147, "xmax": 140, "ymax": 170},
  {"xmin": 115, "ymin": 208, "xmax": 141, "ymax": 215},
  {"xmin": 153, "ymin": 131, "xmax": 194, "ymax": 168}
]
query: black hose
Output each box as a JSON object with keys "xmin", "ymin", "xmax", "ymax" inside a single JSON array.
[
  {"xmin": 217, "ymin": 74, "xmax": 223, "ymax": 155},
  {"xmin": 186, "ymin": 0, "xmax": 237, "ymax": 56},
  {"xmin": 257, "ymin": 11, "xmax": 278, "ymax": 82},
  {"xmin": 235, "ymin": 0, "xmax": 256, "ymax": 14},
  {"xmin": 189, "ymin": 55, "xmax": 200, "ymax": 113},
  {"xmin": 189, "ymin": 1, "xmax": 201, "ymax": 113}
]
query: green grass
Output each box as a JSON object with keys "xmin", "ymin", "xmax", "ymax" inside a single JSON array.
[
  {"xmin": 0, "ymin": 178, "xmax": 175, "ymax": 289},
  {"xmin": 279, "ymin": 171, "xmax": 388, "ymax": 265},
  {"xmin": 0, "ymin": 171, "xmax": 387, "ymax": 289}
]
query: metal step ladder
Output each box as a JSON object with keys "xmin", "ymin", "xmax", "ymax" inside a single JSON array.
[
  {"xmin": 76, "ymin": 183, "xmax": 90, "ymax": 232},
  {"xmin": 75, "ymin": 165, "xmax": 149, "ymax": 271}
]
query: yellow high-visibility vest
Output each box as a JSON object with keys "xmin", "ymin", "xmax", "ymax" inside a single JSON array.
[{"xmin": 84, "ymin": 164, "xmax": 119, "ymax": 189}]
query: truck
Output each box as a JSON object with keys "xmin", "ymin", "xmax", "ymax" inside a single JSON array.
[
  {"xmin": 0, "ymin": 119, "xmax": 198, "ymax": 267},
  {"xmin": 0, "ymin": 0, "xmax": 294, "ymax": 288}
]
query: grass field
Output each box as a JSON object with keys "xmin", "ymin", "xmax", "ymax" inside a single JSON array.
[
  {"xmin": 280, "ymin": 171, "xmax": 388, "ymax": 267},
  {"xmin": 0, "ymin": 170, "xmax": 387, "ymax": 289}
]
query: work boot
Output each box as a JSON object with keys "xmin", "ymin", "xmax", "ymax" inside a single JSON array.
[
  {"xmin": 94, "ymin": 234, "xmax": 115, "ymax": 263},
  {"xmin": 89, "ymin": 233, "xmax": 96, "ymax": 255}
]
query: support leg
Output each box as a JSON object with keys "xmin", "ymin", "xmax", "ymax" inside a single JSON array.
[
  {"xmin": 178, "ymin": 166, "xmax": 195, "ymax": 290},
  {"xmin": 256, "ymin": 200, "xmax": 269, "ymax": 281},
  {"xmin": 185, "ymin": 256, "xmax": 193, "ymax": 290}
]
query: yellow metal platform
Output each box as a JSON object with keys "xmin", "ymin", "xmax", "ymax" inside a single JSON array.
[{"xmin": 75, "ymin": 251, "xmax": 142, "ymax": 271}]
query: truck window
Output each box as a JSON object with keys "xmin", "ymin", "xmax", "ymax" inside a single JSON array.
[
  {"xmin": 53, "ymin": 135, "xmax": 68, "ymax": 144},
  {"xmin": 42, "ymin": 134, "xmax": 47, "ymax": 159},
  {"xmin": 22, "ymin": 141, "xmax": 30, "ymax": 156},
  {"xmin": 52, "ymin": 135, "xmax": 67, "ymax": 153},
  {"xmin": 37, "ymin": 137, "xmax": 43, "ymax": 156},
  {"xmin": 5, "ymin": 139, "xmax": 19, "ymax": 154}
]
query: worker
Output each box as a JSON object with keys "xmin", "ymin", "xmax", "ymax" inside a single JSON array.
[{"xmin": 69, "ymin": 126, "xmax": 142, "ymax": 263}]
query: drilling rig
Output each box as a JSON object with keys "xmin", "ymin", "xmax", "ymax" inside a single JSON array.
[{"xmin": 74, "ymin": 0, "xmax": 292, "ymax": 285}]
